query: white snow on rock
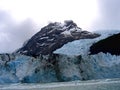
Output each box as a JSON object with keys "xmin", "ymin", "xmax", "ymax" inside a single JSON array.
[{"xmin": 61, "ymin": 27, "xmax": 82, "ymax": 36}]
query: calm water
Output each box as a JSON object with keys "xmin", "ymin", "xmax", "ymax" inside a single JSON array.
[{"xmin": 0, "ymin": 78, "xmax": 120, "ymax": 90}]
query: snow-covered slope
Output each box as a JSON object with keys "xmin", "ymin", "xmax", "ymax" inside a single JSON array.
[{"xmin": 54, "ymin": 30, "xmax": 120, "ymax": 55}]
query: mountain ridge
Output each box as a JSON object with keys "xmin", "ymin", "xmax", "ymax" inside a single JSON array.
[{"xmin": 17, "ymin": 20, "xmax": 100, "ymax": 56}]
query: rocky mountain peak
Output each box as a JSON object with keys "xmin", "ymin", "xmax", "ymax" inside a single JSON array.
[{"xmin": 17, "ymin": 20, "xmax": 100, "ymax": 56}]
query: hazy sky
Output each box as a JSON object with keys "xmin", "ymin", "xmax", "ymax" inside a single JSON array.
[
  {"xmin": 92, "ymin": 0, "xmax": 120, "ymax": 30},
  {"xmin": 0, "ymin": 0, "xmax": 120, "ymax": 53}
]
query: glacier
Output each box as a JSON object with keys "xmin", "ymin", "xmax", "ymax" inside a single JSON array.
[
  {"xmin": 54, "ymin": 30, "xmax": 120, "ymax": 80},
  {"xmin": 0, "ymin": 54, "xmax": 58, "ymax": 84},
  {"xmin": 0, "ymin": 30, "xmax": 120, "ymax": 84},
  {"xmin": 0, "ymin": 20, "xmax": 120, "ymax": 84}
]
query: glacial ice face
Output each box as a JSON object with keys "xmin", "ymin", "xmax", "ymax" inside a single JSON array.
[
  {"xmin": 54, "ymin": 53, "xmax": 120, "ymax": 81},
  {"xmin": 0, "ymin": 54, "xmax": 58, "ymax": 84},
  {"xmin": 54, "ymin": 30, "xmax": 120, "ymax": 80},
  {"xmin": 81, "ymin": 53, "xmax": 120, "ymax": 79},
  {"xmin": 55, "ymin": 55, "xmax": 82, "ymax": 81},
  {"xmin": 0, "ymin": 30, "xmax": 120, "ymax": 84}
]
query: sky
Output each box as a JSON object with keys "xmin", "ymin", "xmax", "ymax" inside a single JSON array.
[
  {"xmin": 92, "ymin": 0, "xmax": 120, "ymax": 30},
  {"xmin": 0, "ymin": 0, "xmax": 120, "ymax": 53}
]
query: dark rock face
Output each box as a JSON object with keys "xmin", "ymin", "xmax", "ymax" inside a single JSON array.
[
  {"xmin": 18, "ymin": 20, "xmax": 100, "ymax": 56},
  {"xmin": 90, "ymin": 33, "xmax": 120, "ymax": 55}
]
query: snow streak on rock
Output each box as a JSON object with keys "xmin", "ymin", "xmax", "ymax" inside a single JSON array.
[{"xmin": 18, "ymin": 20, "xmax": 99, "ymax": 56}]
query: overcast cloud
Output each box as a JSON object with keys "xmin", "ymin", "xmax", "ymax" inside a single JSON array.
[
  {"xmin": 0, "ymin": 10, "xmax": 37, "ymax": 53},
  {"xmin": 92, "ymin": 0, "xmax": 120, "ymax": 30}
]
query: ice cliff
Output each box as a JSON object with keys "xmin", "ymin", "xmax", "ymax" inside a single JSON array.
[{"xmin": 0, "ymin": 21, "xmax": 120, "ymax": 84}]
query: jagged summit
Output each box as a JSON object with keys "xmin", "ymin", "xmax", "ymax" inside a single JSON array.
[{"xmin": 17, "ymin": 20, "xmax": 100, "ymax": 56}]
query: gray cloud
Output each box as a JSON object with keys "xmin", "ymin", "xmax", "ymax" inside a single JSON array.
[
  {"xmin": 92, "ymin": 0, "xmax": 120, "ymax": 30},
  {"xmin": 0, "ymin": 10, "xmax": 37, "ymax": 53}
]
